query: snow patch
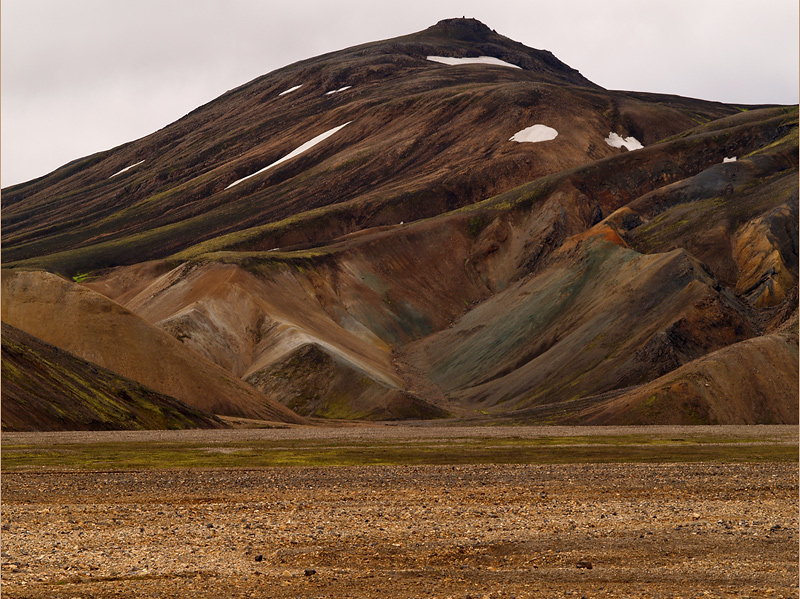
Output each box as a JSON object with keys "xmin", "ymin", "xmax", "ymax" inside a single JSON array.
[
  {"xmin": 109, "ymin": 160, "xmax": 145, "ymax": 178},
  {"xmin": 604, "ymin": 132, "xmax": 643, "ymax": 151},
  {"xmin": 226, "ymin": 122, "xmax": 352, "ymax": 189},
  {"xmin": 278, "ymin": 84, "xmax": 303, "ymax": 96},
  {"xmin": 427, "ymin": 55, "xmax": 521, "ymax": 69},
  {"xmin": 510, "ymin": 124, "xmax": 558, "ymax": 143},
  {"xmin": 325, "ymin": 86, "xmax": 352, "ymax": 95},
  {"xmin": 723, "ymin": 156, "xmax": 737, "ymax": 163}
]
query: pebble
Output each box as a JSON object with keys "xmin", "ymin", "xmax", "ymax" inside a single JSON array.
[{"xmin": 1, "ymin": 461, "xmax": 796, "ymax": 598}]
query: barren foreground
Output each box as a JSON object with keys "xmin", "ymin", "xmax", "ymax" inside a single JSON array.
[{"xmin": 2, "ymin": 427, "xmax": 797, "ymax": 598}]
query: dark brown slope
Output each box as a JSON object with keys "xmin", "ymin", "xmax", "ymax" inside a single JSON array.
[
  {"xmin": 1, "ymin": 323, "xmax": 224, "ymax": 432},
  {"xmin": 244, "ymin": 343, "xmax": 449, "ymax": 420},
  {"xmin": 2, "ymin": 19, "xmax": 743, "ymax": 277}
]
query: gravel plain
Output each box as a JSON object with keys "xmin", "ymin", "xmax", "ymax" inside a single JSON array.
[{"xmin": 2, "ymin": 425, "xmax": 797, "ymax": 598}]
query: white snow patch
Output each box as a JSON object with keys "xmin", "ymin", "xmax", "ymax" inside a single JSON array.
[
  {"xmin": 226, "ymin": 122, "xmax": 352, "ymax": 189},
  {"xmin": 278, "ymin": 84, "xmax": 303, "ymax": 96},
  {"xmin": 510, "ymin": 124, "xmax": 558, "ymax": 143},
  {"xmin": 325, "ymin": 86, "xmax": 352, "ymax": 95},
  {"xmin": 723, "ymin": 156, "xmax": 737, "ymax": 163},
  {"xmin": 426, "ymin": 55, "xmax": 521, "ymax": 69},
  {"xmin": 604, "ymin": 132, "xmax": 643, "ymax": 151},
  {"xmin": 109, "ymin": 160, "xmax": 145, "ymax": 178}
]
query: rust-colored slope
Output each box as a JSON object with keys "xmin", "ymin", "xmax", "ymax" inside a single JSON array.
[
  {"xmin": 734, "ymin": 197, "xmax": 798, "ymax": 308},
  {"xmin": 1, "ymin": 323, "xmax": 225, "ymax": 432},
  {"xmin": 602, "ymin": 144, "xmax": 798, "ymax": 308},
  {"xmin": 1, "ymin": 269, "xmax": 304, "ymax": 423},
  {"xmin": 83, "ymin": 239, "xmax": 480, "ymax": 419},
  {"xmin": 88, "ymin": 261, "xmax": 404, "ymax": 385}
]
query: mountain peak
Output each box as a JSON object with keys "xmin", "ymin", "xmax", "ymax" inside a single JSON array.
[{"xmin": 423, "ymin": 17, "xmax": 497, "ymax": 43}]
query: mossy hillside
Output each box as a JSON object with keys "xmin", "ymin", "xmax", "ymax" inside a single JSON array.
[
  {"xmin": 5, "ymin": 102, "xmax": 789, "ymax": 279},
  {"xmin": 657, "ymin": 106, "xmax": 796, "ymax": 143}
]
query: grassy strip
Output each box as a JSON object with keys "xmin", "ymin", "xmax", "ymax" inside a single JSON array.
[{"xmin": 2, "ymin": 435, "xmax": 796, "ymax": 470}]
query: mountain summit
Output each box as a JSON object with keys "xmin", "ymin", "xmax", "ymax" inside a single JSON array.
[
  {"xmin": 413, "ymin": 17, "xmax": 592, "ymax": 86},
  {"xmin": 2, "ymin": 20, "xmax": 797, "ymax": 430},
  {"xmin": 424, "ymin": 17, "xmax": 498, "ymax": 41}
]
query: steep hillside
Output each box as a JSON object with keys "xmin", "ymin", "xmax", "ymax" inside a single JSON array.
[
  {"xmin": 571, "ymin": 322, "xmax": 799, "ymax": 425},
  {"xmin": 1, "ymin": 323, "xmax": 224, "ymax": 431},
  {"xmin": 2, "ymin": 18, "xmax": 797, "ymax": 429},
  {"xmin": 1, "ymin": 270, "xmax": 305, "ymax": 425}
]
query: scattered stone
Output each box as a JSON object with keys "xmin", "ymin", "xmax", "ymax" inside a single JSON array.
[
  {"xmin": 304, "ymin": 568, "xmax": 317, "ymax": 576},
  {"xmin": 1, "ymin": 454, "xmax": 795, "ymax": 596}
]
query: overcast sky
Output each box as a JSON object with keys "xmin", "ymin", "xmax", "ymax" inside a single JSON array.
[{"xmin": 2, "ymin": 0, "xmax": 798, "ymax": 188}]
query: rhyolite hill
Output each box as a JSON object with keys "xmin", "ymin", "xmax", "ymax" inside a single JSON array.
[{"xmin": 2, "ymin": 18, "xmax": 797, "ymax": 431}]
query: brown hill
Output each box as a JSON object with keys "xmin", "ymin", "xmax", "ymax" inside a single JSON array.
[
  {"xmin": 2, "ymin": 18, "xmax": 797, "ymax": 429},
  {"xmin": 1, "ymin": 323, "xmax": 224, "ymax": 431},
  {"xmin": 572, "ymin": 325, "xmax": 799, "ymax": 425},
  {"xmin": 1, "ymin": 269, "xmax": 304, "ymax": 424}
]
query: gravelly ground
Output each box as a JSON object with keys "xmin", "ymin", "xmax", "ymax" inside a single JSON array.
[{"xmin": 1, "ymin": 426, "xmax": 797, "ymax": 598}]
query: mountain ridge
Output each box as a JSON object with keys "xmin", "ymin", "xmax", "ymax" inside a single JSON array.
[{"xmin": 2, "ymin": 18, "xmax": 797, "ymax": 430}]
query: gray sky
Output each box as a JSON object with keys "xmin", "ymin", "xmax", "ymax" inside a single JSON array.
[{"xmin": 2, "ymin": 0, "xmax": 798, "ymax": 188}]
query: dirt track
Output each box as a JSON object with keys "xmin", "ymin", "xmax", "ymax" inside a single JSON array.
[{"xmin": 2, "ymin": 427, "xmax": 798, "ymax": 598}]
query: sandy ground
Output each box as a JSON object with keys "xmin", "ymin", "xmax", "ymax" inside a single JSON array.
[{"xmin": 1, "ymin": 426, "xmax": 797, "ymax": 598}]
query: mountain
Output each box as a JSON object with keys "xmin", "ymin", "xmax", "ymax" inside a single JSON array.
[{"xmin": 2, "ymin": 18, "xmax": 797, "ymax": 429}]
